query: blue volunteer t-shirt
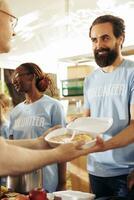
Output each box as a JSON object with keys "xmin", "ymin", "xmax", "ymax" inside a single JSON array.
[
  {"xmin": 9, "ymin": 95, "xmax": 66, "ymax": 192},
  {"xmin": 84, "ymin": 59, "xmax": 134, "ymax": 177}
]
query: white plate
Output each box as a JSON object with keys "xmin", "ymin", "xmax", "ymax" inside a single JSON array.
[
  {"xmin": 44, "ymin": 128, "xmax": 97, "ymax": 149},
  {"xmin": 67, "ymin": 117, "xmax": 113, "ymax": 134},
  {"xmin": 53, "ymin": 190, "xmax": 95, "ymax": 200},
  {"xmin": 45, "ymin": 117, "xmax": 113, "ymax": 149},
  {"xmin": 45, "ymin": 127, "xmax": 75, "ymax": 148}
]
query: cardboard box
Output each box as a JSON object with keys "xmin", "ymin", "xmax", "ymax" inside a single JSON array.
[{"xmin": 67, "ymin": 65, "xmax": 94, "ymax": 79}]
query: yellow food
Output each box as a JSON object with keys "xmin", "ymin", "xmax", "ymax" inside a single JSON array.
[
  {"xmin": 0, "ymin": 186, "xmax": 8, "ymax": 197},
  {"xmin": 72, "ymin": 134, "xmax": 93, "ymax": 142},
  {"xmin": 51, "ymin": 133, "xmax": 93, "ymax": 143},
  {"xmin": 0, "ymin": 186, "xmax": 8, "ymax": 193}
]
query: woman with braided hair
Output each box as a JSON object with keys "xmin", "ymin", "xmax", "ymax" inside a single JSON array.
[{"xmin": 9, "ymin": 62, "xmax": 66, "ymax": 192}]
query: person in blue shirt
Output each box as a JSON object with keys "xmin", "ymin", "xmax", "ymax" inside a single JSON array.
[
  {"xmin": 10, "ymin": 62, "xmax": 66, "ymax": 192},
  {"xmin": 0, "ymin": 0, "xmax": 95, "ymax": 180},
  {"xmin": 83, "ymin": 14, "xmax": 134, "ymax": 199},
  {"xmin": 0, "ymin": 0, "xmax": 103, "ymax": 182},
  {"xmin": 0, "ymin": 93, "xmax": 11, "ymax": 186},
  {"xmin": 0, "ymin": 93, "xmax": 11, "ymax": 139}
]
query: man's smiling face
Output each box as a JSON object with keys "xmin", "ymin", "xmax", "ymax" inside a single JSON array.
[{"xmin": 90, "ymin": 22, "xmax": 121, "ymax": 67}]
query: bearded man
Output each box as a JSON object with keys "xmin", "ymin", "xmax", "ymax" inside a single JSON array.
[{"xmin": 83, "ymin": 15, "xmax": 134, "ymax": 199}]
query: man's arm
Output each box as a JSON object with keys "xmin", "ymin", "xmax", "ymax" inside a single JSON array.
[
  {"xmin": 0, "ymin": 137, "xmax": 54, "ymax": 176},
  {"xmin": 88, "ymin": 105, "xmax": 134, "ymax": 153},
  {"xmin": 88, "ymin": 120, "xmax": 134, "ymax": 153},
  {"xmin": 0, "ymin": 136, "xmax": 93, "ymax": 176},
  {"xmin": 6, "ymin": 126, "xmax": 60, "ymax": 150},
  {"xmin": 102, "ymin": 120, "xmax": 134, "ymax": 150}
]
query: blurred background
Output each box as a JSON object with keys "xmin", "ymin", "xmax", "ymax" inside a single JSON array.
[
  {"xmin": 0, "ymin": 0, "xmax": 133, "ymax": 101},
  {"xmin": 0, "ymin": 0, "xmax": 134, "ymax": 192},
  {"xmin": 2, "ymin": 0, "xmax": 134, "ymax": 71},
  {"xmin": 0, "ymin": 0, "xmax": 133, "ymax": 110}
]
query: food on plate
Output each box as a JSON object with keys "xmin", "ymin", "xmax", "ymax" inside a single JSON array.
[
  {"xmin": 1, "ymin": 186, "xmax": 8, "ymax": 193},
  {"xmin": 1, "ymin": 193, "xmax": 29, "ymax": 200},
  {"xmin": 50, "ymin": 133, "xmax": 93, "ymax": 143},
  {"xmin": 0, "ymin": 186, "xmax": 9, "ymax": 198},
  {"xmin": 72, "ymin": 134, "xmax": 93, "ymax": 142},
  {"xmin": 1, "ymin": 188, "xmax": 46, "ymax": 200}
]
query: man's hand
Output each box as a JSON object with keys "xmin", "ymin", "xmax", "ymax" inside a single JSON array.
[
  {"xmin": 53, "ymin": 140, "xmax": 100, "ymax": 163},
  {"xmin": 85, "ymin": 136, "xmax": 105, "ymax": 153}
]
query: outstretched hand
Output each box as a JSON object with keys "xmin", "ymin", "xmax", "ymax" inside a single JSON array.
[
  {"xmin": 54, "ymin": 138, "xmax": 105, "ymax": 163},
  {"xmin": 86, "ymin": 136, "xmax": 105, "ymax": 153},
  {"xmin": 38, "ymin": 126, "xmax": 105, "ymax": 157}
]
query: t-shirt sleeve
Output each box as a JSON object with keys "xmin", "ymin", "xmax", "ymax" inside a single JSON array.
[
  {"xmin": 83, "ymin": 77, "xmax": 90, "ymax": 109},
  {"xmin": 51, "ymin": 102, "xmax": 66, "ymax": 127},
  {"xmin": 8, "ymin": 113, "xmax": 14, "ymax": 138},
  {"xmin": 130, "ymin": 72, "xmax": 134, "ymax": 105}
]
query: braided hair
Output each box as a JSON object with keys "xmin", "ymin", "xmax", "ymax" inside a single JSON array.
[{"xmin": 18, "ymin": 62, "xmax": 54, "ymax": 95}]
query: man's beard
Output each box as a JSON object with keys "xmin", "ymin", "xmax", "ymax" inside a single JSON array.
[{"xmin": 94, "ymin": 46, "xmax": 118, "ymax": 68}]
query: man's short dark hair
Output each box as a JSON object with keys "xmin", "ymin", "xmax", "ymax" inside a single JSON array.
[{"xmin": 89, "ymin": 14, "xmax": 125, "ymax": 40}]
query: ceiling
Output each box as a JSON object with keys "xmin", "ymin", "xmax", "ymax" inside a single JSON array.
[{"xmin": 1, "ymin": 0, "xmax": 134, "ymax": 71}]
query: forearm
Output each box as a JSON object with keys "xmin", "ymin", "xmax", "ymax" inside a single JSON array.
[
  {"xmin": 102, "ymin": 120, "xmax": 134, "ymax": 151},
  {"xmin": 6, "ymin": 137, "xmax": 50, "ymax": 150},
  {"xmin": 6, "ymin": 126, "xmax": 60, "ymax": 149},
  {"xmin": 0, "ymin": 135, "xmax": 99, "ymax": 176},
  {"xmin": 88, "ymin": 120, "xmax": 134, "ymax": 153},
  {"xmin": 0, "ymin": 139, "xmax": 58, "ymax": 176}
]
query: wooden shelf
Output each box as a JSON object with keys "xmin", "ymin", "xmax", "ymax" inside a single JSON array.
[{"xmin": 60, "ymin": 96, "xmax": 83, "ymax": 103}]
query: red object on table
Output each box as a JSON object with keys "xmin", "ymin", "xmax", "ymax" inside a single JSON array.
[{"xmin": 29, "ymin": 188, "xmax": 47, "ymax": 200}]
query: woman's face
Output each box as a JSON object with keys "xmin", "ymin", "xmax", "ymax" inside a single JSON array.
[{"xmin": 12, "ymin": 67, "xmax": 33, "ymax": 93}]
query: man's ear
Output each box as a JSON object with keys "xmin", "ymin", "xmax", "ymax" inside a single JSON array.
[{"xmin": 118, "ymin": 35, "xmax": 125, "ymax": 48}]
